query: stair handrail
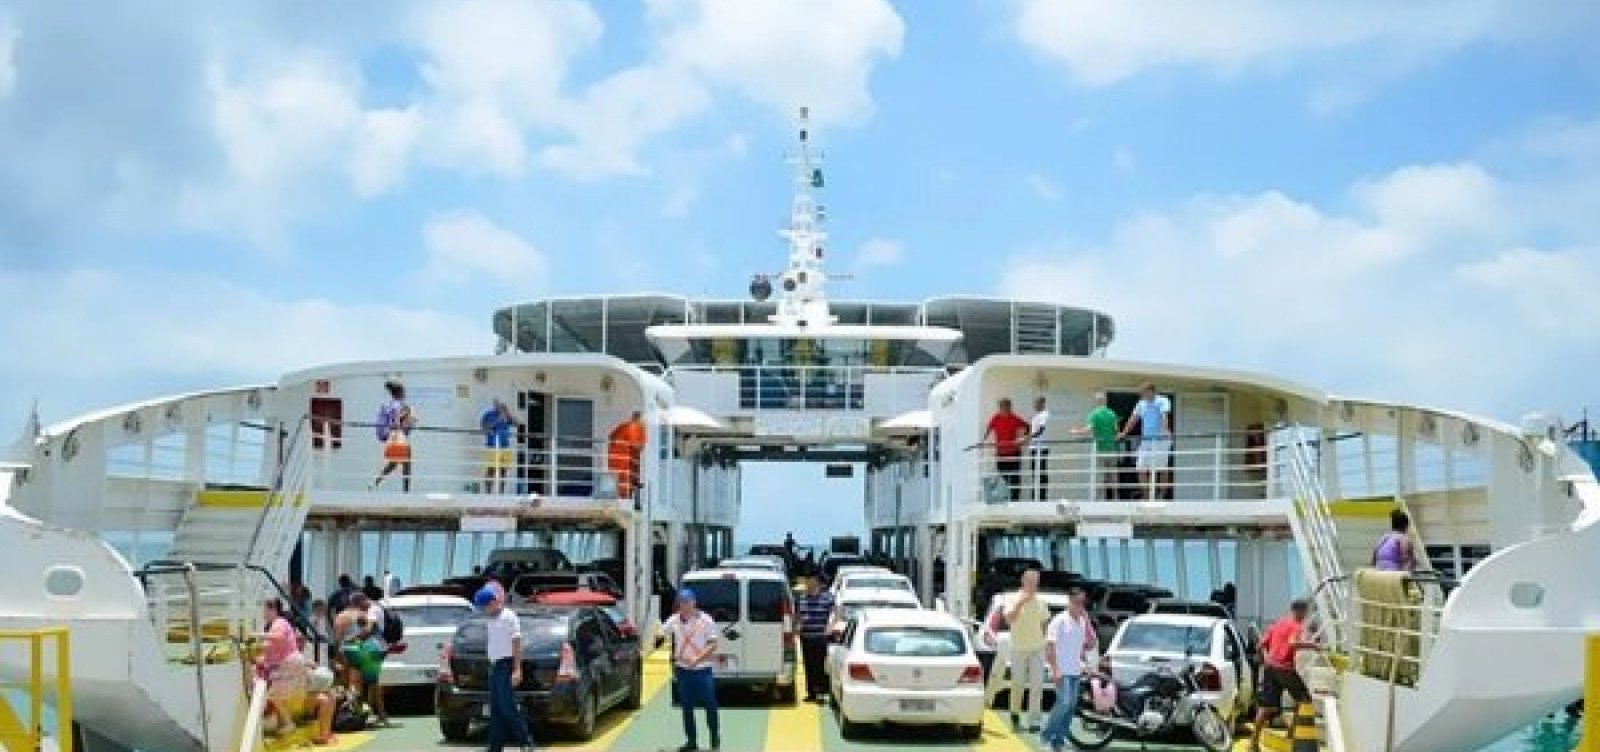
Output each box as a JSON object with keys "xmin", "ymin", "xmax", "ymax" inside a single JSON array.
[
  {"xmin": 180, "ymin": 563, "xmax": 214, "ymax": 752},
  {"xmin": 236, "ymin": 676, "xmax": 268, "ymax": 752},
  {"xmin": 135, "ymin": 561, "xmax": 326, "ymax": 660},
  {"xmin": 244, "ymin": 415, "xmax": 312, "ymax": 576},
  {"xmin": 1282, "ymin": 426, "xmax": 1351, "ymax": 648}
]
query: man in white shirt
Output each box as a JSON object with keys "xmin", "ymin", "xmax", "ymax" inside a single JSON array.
[
  {"xmin": 382, "ymin": 569, "xmax": 401, "ymax": 599},
  {"xmin": 477, "ymin": 587, "xmax": 532, "ymax": 752},
  {"xmin": 1041, "ymin": 586, "xmax": 1095, "ymax": 752},
  {"xmin": 980, "ymin": 596, "xmax": 1012, "ymax": 708},
  {"xmin": 659, "ymin": 588, "xmax": 720, "ymax": 751},
  {"xmin": 1003, "ymin": 568, "xmax": 1050, "ymax": 732},
  {"xmin": 1027, "ymin": 396, "xmax": 1051, "ymax": 501},
  {"xmin": 1118, "ymin": 382, "xmax": 1174, "ymax": 500}
]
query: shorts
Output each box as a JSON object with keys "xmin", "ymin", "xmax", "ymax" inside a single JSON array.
[
  {"xmin": 1258, "ymin": 665, "xmax": 1310, "ymax": 708},
  {"xmin": 484, "ymin": 447, "xmax": 513, "ymax": 470},
  {"xmin": 1135, "ymin": 439, "xmax": 1172, "ymax": 470},
  {"xmin": 341, "ymin": 641, "xmax": 385, "ymax": 684}
]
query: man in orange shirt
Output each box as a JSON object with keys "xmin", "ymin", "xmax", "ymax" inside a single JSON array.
[
  {"xmin": 1250, "ymin": 599, "xmax": 1315, "ymax": 751},
  {"xmin": 983, "ymin": 398, "xmax": 1030, "ymax": 501},
  {"xmin": 607, "ymin": 411, "xmax": 647, "ymax": 500}
]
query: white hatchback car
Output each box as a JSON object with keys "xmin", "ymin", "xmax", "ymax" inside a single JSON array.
[
  {"xmin": 835, "ymin": 571, "xmax": 915, "ymax": 599},
  {"xmin": 828, "ymin": 609, "xmax": 985, "ymax": 740},
  {"xmin": 380, "ymin": 594, "xmax": 475, "ymax": 690},
  {"xmin": 1102, "ymin": 613, "xmax": 1256, "ymax": 724},
  {"xmin": 828, "ymin": 565, "xmax": 890, "ymax": 594}
]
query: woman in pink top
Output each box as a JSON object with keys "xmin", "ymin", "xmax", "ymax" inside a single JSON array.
[{"xmin": 259, "ymin": 599, "xmax": 302, "ymax": 735}]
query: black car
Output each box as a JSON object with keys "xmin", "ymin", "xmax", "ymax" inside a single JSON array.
[{"xmin": 435, "ymin": 605, "xmax": 642, "ymax": 741}]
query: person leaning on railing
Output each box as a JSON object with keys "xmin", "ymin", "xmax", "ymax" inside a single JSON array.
[
  {"xmin": 1070, "ymin": 392, "xmax": 1121, "ymax": 500},
  {"xmin": 983, "ymin": 398, "xmax": 1030, "ymax": 502}
]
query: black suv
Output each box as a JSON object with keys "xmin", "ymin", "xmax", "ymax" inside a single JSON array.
[{"xmin": 435, "ymin": 605, "xmax": 642, "ymax": 741}]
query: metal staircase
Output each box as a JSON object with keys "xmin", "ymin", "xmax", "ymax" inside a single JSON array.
[
  {"xmin": 1280, "ymin": 428, "xmax": 1351, "ymax": 645},
  {"xmin": 1010, "ymin": 303, "xmax": 1060, "ymax": 354}
]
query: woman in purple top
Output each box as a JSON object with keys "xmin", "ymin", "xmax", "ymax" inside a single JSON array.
[
  {"xmin": 372, "ymin": 381, "xmax": 416, "ymax": 492},
  {"xmin": 1372, "ymin": 509, "xmax": 1416, "ymax": 571}
]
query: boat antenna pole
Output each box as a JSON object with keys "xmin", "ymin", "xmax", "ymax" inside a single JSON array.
[{"xmin": 771, "ymin": 106, "xmax": 837, "ymax": 327}]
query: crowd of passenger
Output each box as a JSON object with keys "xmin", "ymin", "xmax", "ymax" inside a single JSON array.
[{"xmin": 981, "ymin": 382, "xmax": 1176, "ymax": 502}]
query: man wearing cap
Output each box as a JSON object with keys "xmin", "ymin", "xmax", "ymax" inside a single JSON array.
[
  {"xmin": 659, "ymin": 588, "xmax": 720, "ymax": 751},
  {"xmin": 477, "ymin": 587, "xmax": 533, "ymax": 752}
]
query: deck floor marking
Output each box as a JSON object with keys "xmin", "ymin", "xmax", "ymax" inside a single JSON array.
[
  {"xmin": 761, "ymin": 660, "xmax": 821, "ymax": 752},
  {"xmin": 570, "ymin": 647, "xmax": 675, "ymax": 752}
]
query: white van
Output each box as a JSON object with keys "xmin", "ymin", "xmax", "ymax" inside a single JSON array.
[{"xmin": 679, "ymin": 568, "xmax": 798, "ymax": 702}]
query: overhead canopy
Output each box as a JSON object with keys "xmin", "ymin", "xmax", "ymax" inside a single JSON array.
[
  {"xmin": 663, "ymin": 405, "xmax": 728, "ymax": 432},
  {"xmin": 879, "ymin": 409, "xmax": 933, "ymax": 432}
]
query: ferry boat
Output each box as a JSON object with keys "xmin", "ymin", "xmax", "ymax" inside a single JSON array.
[{"xmin": 0, "ymin": 108, "xmax": 1595, "ymax": 752}]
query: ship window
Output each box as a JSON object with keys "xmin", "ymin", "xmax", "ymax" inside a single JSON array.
[
  {"xmin": 44, "ymin": 566, "xmax": 85, "ymax": 598},
  {"xmin": 1509, "ymin": 582, "xmax": 1544, "ymax": 609}
]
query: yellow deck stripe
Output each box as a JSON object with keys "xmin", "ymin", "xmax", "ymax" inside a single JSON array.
[
  {"xmin": 575, "ymin": 648, "xmax": 674, "ymax": 752},
  {"xmin": 196, "ymin": 489, "xmax": 272, "ymax": 508},
  {"xmin": 972, "ymin": 708, "xmax": 1032, "ymax": 752},
  {"xmin": 762, "ymin": 653, "xmax": 821, "ymax": 752}
]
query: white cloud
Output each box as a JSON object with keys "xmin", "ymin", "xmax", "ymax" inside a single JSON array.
[
  {"xmin": 539, "ymin": 63, "xmax": 710, "ymax": 180},
  {"xmin": 1025, "ymin": 173, "xmax": 1063, "ymax": 202},
  {"xmin": 410, "ymin": 0, "xmax": 603, "ymax": 177},
  {"xmin": 997, "ymin": 156, "xmax": 1600, "ymax": 418},
  {"xmin": 352, "ymin": 106, "xmax": 424, "ymax": 196},
  {"xmin": 421, "ymin": 211, "xmax": 550, "ymax": 289},
  {"xmin": 0, "ymin": 17, "xmax": 16, "ymax": 98},
  {"xmin": 661, "ymin": 183, "xmax": 700, "ymax": 218},
  {"xmin": 852, "ymin": 238, "xmax": 904, "ymax": 273},
  {"xmin": 1012, "ymin": 0, "xmax": 1572, "ymax": 86},
  {"xmin": 0, "ymin": 267, "xmax": 485, "ymax": 428},
  {"xmin": 649, "ymin": 0, "xmax": 905, "ymax": 125}
]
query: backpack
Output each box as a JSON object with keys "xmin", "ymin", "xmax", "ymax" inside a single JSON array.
[
  {"xmin": 379, "ymin": 605, "xmax": 405, "ymax": 645},
  {"xmin": 330, "ymin": 689, "xmax": 368, "ymax": 733}
]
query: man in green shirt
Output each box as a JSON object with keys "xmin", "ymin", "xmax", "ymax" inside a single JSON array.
[{"xmin": 1073, "ymin": 392, "xmax": 1121, "ymax": 500}]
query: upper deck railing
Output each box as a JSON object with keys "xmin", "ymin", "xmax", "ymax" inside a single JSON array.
[
  {"xmin": 668, "ymin": 364, "xmax": 943, "ymax": 417},
  {"xmin": 965, "ymin": 429, "xmax": 1276, "ymax": 504},
  {"xmin": 308, "ymin": 421, "xmax": 638, "ymax": 503}
]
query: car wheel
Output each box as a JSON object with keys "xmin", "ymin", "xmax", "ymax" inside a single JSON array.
[
  {"xmin": 571, "ymin": 689, "xmax": 599, "ymax": 741},
  {"xmin": 838, "ymin": 712, "xmax": 866, "ymax": 740},
  {"xmin": 773, "ymin": 681, "xmax": 796, "ymax": 705},
  {"xmin": 623, "ymin": 669, "xmax": 643, "ymax": 710},
  {"xmin": 438, "ymin": 717, "xmax": 470, "ymax": 742},
  {"xmin": 960, "ymin": 722, "xmax": 983, "ymax": 741}
]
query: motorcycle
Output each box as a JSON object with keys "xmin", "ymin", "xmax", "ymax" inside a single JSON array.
[{"xmin": 1065, "ymin": 660, "xmax": 1232, "ymax": 751}]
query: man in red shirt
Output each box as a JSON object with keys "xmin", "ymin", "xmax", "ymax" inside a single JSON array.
[
  {"xmin": 983, "ymin": 398, "xmax": 1030, "ymax": 501},
  {"xmin": 1250, "ymin": 599, "xmax": 1315, "ymax": 751}
]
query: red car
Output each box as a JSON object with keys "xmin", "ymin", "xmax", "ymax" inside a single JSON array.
[{"xmin": 532, "ymin": 589, "xmax": 638, "ymax": 641}]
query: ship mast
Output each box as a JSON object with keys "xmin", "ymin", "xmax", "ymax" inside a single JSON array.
[{"xmin": 771, "ymin": 106, "xmax": 837, "ymax": 328}]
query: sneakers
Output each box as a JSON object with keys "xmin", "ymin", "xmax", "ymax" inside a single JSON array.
[{"xmin": 677, "ymin": 745, "xmax": 698, "ymax": 752}]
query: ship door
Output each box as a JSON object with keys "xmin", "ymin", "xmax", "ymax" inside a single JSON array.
[
  {"xmin": 518, "ymin": 391, "xmax": 550, "ymax": 495},
  {"xmin": 555, "ymin": 397, "xmax": 596, "ymax": 497}
]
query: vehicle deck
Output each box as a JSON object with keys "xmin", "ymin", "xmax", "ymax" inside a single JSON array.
[{"xmin": 329, "ymin": 649, "xmax": 1246, "ymax": 752}]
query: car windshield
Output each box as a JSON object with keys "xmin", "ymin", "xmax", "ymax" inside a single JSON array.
[
  {"xmin": 1117, "ymin": 623, "xmax": 1213, "ymax": 655},
  {"xmin": 841, "ymin": 601, "xmax": 917, "ymax": 620},
  {"xmin": 391, "ymin": 605, "xmax": 472, "ymax": 628},
  {"xmin": 863, "ymin": 627, "xmax": 967, "ymax": 657},
  {"xmin": 841, "ymin": 577, "xmax": 911, "ymax": 592}
]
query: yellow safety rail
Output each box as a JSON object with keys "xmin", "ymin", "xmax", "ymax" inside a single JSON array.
[
  {"xmin": 1579, "ymin": 633, "xmax": 1600, "ymax": 751},
  {"xmin": 0, "ymin": 626, "xmax": 72, "ymax": 752}
]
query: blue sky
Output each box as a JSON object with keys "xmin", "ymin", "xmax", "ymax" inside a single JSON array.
[{"xmin": 2, "ymin": 1, "xmax": 1599, "ymax": 543}]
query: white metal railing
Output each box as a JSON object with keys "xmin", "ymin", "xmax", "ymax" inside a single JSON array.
[
  {"xmin": 310, "ymin": 421, "xmax": 640, "ymax": 500},
  {"xmin": 967, "ymin": 432, "xmax": 1273, "ymax": 503},
  {"xmin": 1282, "ymin": 427, "xmax": 1351, "ymax": 644},
  {"xmin": 247, "ymin": 417, "xmax": 314, "ymax": 579},
  {"xmin": 668, "ymin": 364, "xmax": 941, "ymax": 415}
]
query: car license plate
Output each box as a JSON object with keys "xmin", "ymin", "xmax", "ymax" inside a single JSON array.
[
  {"xmin": 900, "ymin": 699, "xmax": 936, "ymax": 713},
  {"xmin": 479, "ymin": 705, "xmax": 491, "ymax": 719}
]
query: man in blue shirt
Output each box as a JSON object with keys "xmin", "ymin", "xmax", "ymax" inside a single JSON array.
[
  {"xmin": 1118, "ymin": 381, "xmax": 1173, "ymax": 499},
  {"xmin": 794, "ymin": 576, "xmax": 835, "ymax": 702},
  {"xmin": 481, "ymin": 400, "xmax": 519, "ymax": 494}
]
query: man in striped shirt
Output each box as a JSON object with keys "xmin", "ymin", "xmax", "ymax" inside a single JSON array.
[{"xmin": 795, "ymin": 576, "xmax": 835, "ymax": 702}]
